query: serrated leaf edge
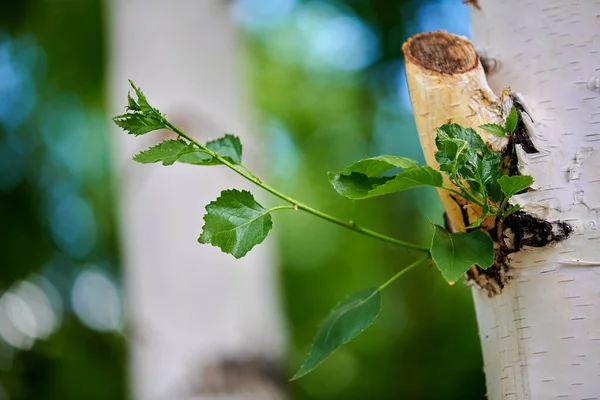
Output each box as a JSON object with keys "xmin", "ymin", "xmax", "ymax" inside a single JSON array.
[
  {"xmin": 132, "ymin": 139, "xmax": 188, "ymax": 165},
  {"xmin": 198, "ymin": 189, "xmax": 272, "ymax": 259}
]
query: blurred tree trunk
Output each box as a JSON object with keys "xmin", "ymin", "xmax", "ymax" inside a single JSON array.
[
  {"xmin": 107, "ymin": 1, "xmax": 286, "ymax": 399},
  {"xmin": 405, "ymin": 1, "xmax": 600, "ymax": 398}
]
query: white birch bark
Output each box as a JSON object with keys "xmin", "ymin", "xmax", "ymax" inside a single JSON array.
[
  {"xmin": 107, "ymin": 1, "xmax": 285, "ymax": 399},
  {"xmin": 470, "ymin": 1, "xmax": 600, "ymax": 398}
]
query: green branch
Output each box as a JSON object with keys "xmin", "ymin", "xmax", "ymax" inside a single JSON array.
[{"xmin": 163, "ymin": 119, "xmax": 430, "ymax": 254}]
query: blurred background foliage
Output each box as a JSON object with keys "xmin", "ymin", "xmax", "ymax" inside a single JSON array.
[{"xmin": 0, "ymin": 0, "xmax": 484, "ymax": 399}]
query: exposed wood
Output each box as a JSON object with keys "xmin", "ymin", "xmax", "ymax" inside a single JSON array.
[{"xmin": 403, "ymin": 31, "xmax": 506, "ymax": 234}]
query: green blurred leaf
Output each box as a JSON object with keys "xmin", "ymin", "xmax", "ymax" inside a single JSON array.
[
  {"xmin": 179, "ymin": 134, "xmax": 243, "ymax": 165},
  {"xmin": 328, "ymin": 155, "xmax": 441, "ymax": 199},
  {"xmin": 291, "ymin": 287, "xmax": 381, "ymax": 380},
  {"xmin": 430, "ymin": 224, "xmax": 494, "ymax": 283},
  {"xmin": 199, "ymin": 189, "xmax": 272, "ymax": 258},
  {"xmin": 133, "ymin": 140, "xmax": 191, "ymax": 166},
  {"xmin": 498, "ymin": 175, "xmax": 533, "ymax": 198},
  {"xmin": 505, "ymin": 106, "xmax": 518, "ymax": 134},
  {"xmin": 112, "ymin": 113, "xmax": 166, "ymax": 136},
  {"xmin": 479, "ymin": 123, "xmax": 506, "ymax": 138}
]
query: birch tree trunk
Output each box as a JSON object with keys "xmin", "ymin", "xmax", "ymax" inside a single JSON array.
[
  {"xmin": 107, "ymin": 1, "xmax": 285, "ymax": 399},
  {"xmin": 404, "ymin": 1, "xmax": 600, "ymax": 398}
]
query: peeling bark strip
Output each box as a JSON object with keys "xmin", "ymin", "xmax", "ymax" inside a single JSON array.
[{"xmin": 404, "ymin": 0, "xmax": 600, "ymax": 396}]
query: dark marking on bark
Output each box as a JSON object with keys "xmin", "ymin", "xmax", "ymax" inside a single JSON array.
[
  {"xmin": 511, "ymin": 96, "xmax": 538, "ymax": 154},
  {"xmin": 501, "ymin": 96, "xmax": 538, "ymax": 181},
  {"xmin": 504, "ymin": 211, "xmax": 573, "ymax": 252},
  {"xmin": 194, "ymin": 357, "xmax": 287, "ymax": 398},
  {"xmin": 449, "ymin": 194, "xmax": 471, "ymax": 228},
  {"xmin": 443, "ymin": 212, "xmax": 451, "ymax": 232},
  {"xmin": 467, "ymin": 211, "xmax": 573, "ymax": 296}
]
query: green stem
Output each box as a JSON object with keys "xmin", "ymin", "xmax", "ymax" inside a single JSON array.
[
  {"xmin": 499, "ymin": 196, "xmax": 510, "ymax": 215},
  {"xmin": 239, "ymin": 163, "xmax": 259, "ymax": 180},
  {"xmin": 268, "ymin": 205, "xmax": 297, "ymax": 213},
  {"xmin": 350, "ymin": 200, "xmax": 357, "ymax": 224},
  {"xmin": 379, "ymin": 255, "xmax": 430, "ymax": 291},
  {"xmin": 164, "ymin": 120, "xmax": 430, "ymax": 254}
]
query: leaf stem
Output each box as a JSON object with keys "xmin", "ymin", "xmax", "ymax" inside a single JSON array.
[
  {"xmin": 268, "ymin": 205, "xmax": 297, "ymax": 213},
  {"xmin": 499, "ymin": 196, "xmax": 510, "ymax": 215},
  {"xmin": 239, "ymin": 163, "xmax": 259, "ymax": 180},
  {"xmin": 350, "ymin": 200, "xmax": 357, "ymax": 223},
  {"xmin": 164, "ymin": 120, "xmax": 430, "ymax": 254},
  {"xmin": 379, "ymin": 255, "xmax": 430, "ymax": 291}
]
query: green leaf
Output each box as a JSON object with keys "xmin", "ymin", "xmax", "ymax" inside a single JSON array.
[
  {"xmin": 328, "ymin": 155, "xmax": 441, "ymax": 200},
  {"xmin": 479, "ymin": 123, "xmax": 507, "ymax": 138},
  {"xmin": 112, "ymin": 113, "xmax": 166, "ymax": 136},
  {"xmin": 329, "ymin": 166, "xmax": 442, "ymax": 199},
  {"xmin": 114, "ymin": 81, "xmax": 166, "ymax": 136},
  {"xmin": 435, "ymin": 123, "xmax": 506, "ymax": 202},
  {"xmin": 133, "ymin": 140, "xmax": 189, "ymax": 166},
  {"xmin": 436, "ymin": 124, "xmax": 487, "ymax": 153},
  {"xmin": 199, "ymin": 189, "xmax": 272, "ymax": 258},
  {"xmin": 481, "ymin": 153, "xmax": 503, "ymax": 202},
  {"xmin": 127, "ymin": 92, "xmax": 141, "ymax": 112},
  {"xmin": 129, "ymin": 80, "xmax": 153, "ymax": 114},
  {"xmin": 430, "ymin": 224, "xmax": 494, "ymax": 283},
  {"xmin": 338, "ymin": 155, "xmax": 417, "ymax": 176},
  {"xmin": 505, "ymin": 106, "xmax": 518, "ymax": 134},
  {"xmin": 178, "ymin": 134, "xmax": 243, "ymax": 165},
  {"xmin": 435, "ymin": 124, "xmax": 487, "ymax": 180},
  {"xmin": 291, "ymin": 287, "xmax": 381, "ymax": 380},
  {"xmin": 498, "ymin": 175, "xmax": 533, "ymax": 198}
]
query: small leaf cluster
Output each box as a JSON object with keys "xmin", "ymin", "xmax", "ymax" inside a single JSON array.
[
  {"xmin": 113, "ymin": 82, "xmax": 533, "ymax": 382},
  {"xmin": 434, "ymin": 122, "xmax": 530, "ymax": 227},
  {"xmin": 113, "ymin": 81, "xmax": 168, "ymax": 135}
]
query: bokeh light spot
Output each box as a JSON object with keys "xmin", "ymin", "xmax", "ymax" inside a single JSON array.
[{"xmin": 71, "ymin": 268, "xmax": 123, "ymax": 333}]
